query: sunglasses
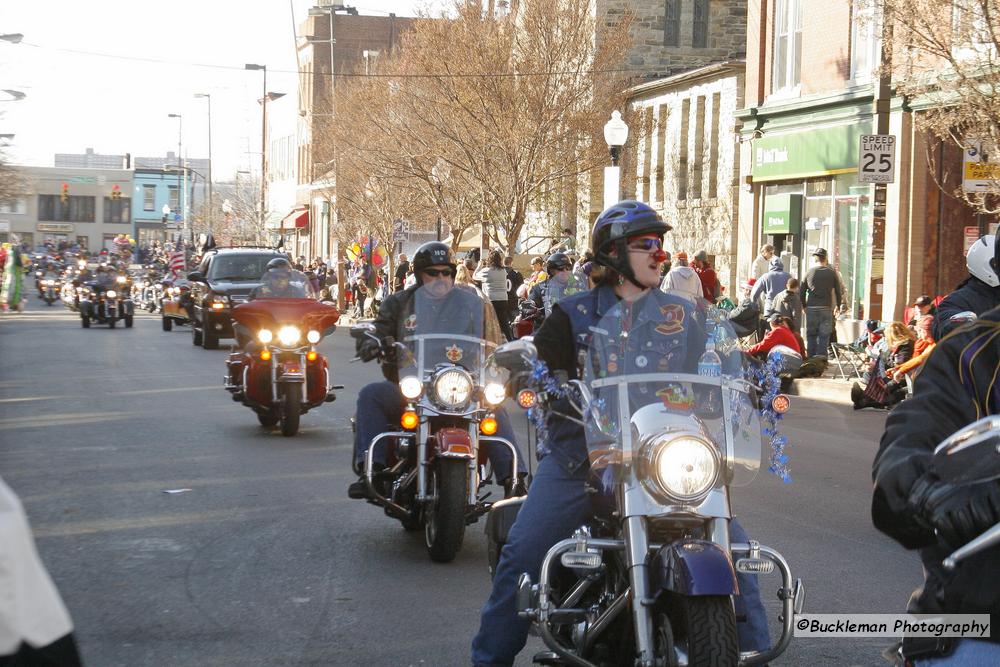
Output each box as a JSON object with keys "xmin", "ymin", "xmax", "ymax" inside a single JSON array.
[
  {"xmin": 422, "ymin": 268, "xmax": 455, "ymax": 278},
  {"xmin": 627, "ymin": 238, "xmax": 664, "ymax": 252}
]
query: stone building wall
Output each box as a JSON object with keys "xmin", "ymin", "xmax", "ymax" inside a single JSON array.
[
  {"xmin": 600, "ymin": 0, "xmax": 748, "ymax": 81},
  {"xmin": 627, "ymin": 64, "xmax": 745, "ymax": 293}
]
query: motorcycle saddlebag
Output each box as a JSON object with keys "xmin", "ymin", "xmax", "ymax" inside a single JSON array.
[{"xmin": 485, "ymin": 495, "xmax": 526, "ymax": 568}]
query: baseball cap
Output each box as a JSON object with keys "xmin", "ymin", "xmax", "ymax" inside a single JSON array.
[
  {"xmin": 811, "ymin": 248, "xmax": 828, "ymax": 259},
  {"xmin": 675, "ymin": 251, "xmax": 689, "ymax": 261},
  {"xmin": 914, "ymin": 295, "xmax": 933, "ymax": 307},
  {"xmin": 865, "ymin": 319, "xmax": 881, "ymax": 332},
  {"xmin": 767, "ymin": 312, "xmax": 787, "ymax": 324},
  {"xmin": 741, "ymin": 277, "xmax": 756, "ymax": 290}
]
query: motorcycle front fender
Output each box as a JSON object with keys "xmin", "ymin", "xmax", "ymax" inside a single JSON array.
[{"xmin": 650, "ymin": 539, "xmax": 738, "ymax": 596}]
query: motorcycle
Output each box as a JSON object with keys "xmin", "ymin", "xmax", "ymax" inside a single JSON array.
[
  {"xmin": 224, "ymin": 294, "xmax": 341, "ymax": 437},
  {"xmin": 350, "ymin": 284, "xmax": 521, "ymax": 563},
  {"xmin": 40, "ymin": 275, "xmax": 60, "ymax": 306},
  {"xmin": 487, "ymin": 306, "xmax": 802, "ymax": 666},
  {"xmin": 79, "ymin": 276, "xmax": 134, "ymax": 329}
]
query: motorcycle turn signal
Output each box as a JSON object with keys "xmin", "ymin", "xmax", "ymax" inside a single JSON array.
[
  {"xmin": 480, "ymin": 417, "xmax": 498, "ymax": 435},
  {"xmin": 401, "ymin": 410, "xmax": 419, "ymax": 430}
]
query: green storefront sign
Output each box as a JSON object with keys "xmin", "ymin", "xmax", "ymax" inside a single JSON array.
[
  {"xmin": 762, "ymin": 193, "xmax": 802, "ymax": 235},
  {"xmin": 752, "ymin": 122, "xmax": 871, "ymax": 181}
]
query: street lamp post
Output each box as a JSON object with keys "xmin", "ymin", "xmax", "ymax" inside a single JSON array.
[
  {"xmin": 167, "ymin": 113, "xmax": 187, "ymax": 240},
  {"xmin": 431, "ymin": 158, "xmax": 450, "ymax": 242},
  {"xmin": 194, "ymin": 93, "xmax": 213, "ymax": 234},
  {"xmin": 603, "ymin": 110, "xmax": 629, "ymax": 210},
  {"xmin": 245, "ymin": 64, "xmax": 267, "ymax": 225}
]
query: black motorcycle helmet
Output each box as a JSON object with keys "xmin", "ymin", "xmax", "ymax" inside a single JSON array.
[
  {"xmin": 264, "ymin": 256, "xmax": 292, "ymax": 274},
  {"xmin": 546, "ymin": 252, "xmax": 572, "ymax": 275},
  {"xmin": 411, "ymin": 241, "xmax": 457, "ymax": 285},
  {"xmin": 591, "ymin": 200, "xmax": 671, "ymax": 287}
]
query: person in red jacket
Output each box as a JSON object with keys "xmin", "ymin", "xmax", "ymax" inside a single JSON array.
[
  {"xmin": 747, "ymin": 313, "xmax": 803, "ymax": 358},
  {"xmin": 692, "ymin": 250, "xmax": 720, "ymax": 303}
]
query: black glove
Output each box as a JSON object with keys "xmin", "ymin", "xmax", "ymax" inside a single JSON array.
[
  {"xmin": 358, "ymin": 338, "xmax": 381, "ymax": 362},
  {"xmin": 909, "ymin": 474, "xmax": 1000, "ymax": 549}
]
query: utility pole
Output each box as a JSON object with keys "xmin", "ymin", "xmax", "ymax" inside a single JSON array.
[
  {"xmin": 194, "ymin": 93, "xmax": 213, "ymax": 234},
  {"xmin": 867, "ymin": 19, "xmax": 894, "ymax": 321}
]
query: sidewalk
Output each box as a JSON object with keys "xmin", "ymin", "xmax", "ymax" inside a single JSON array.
[{"xmin": 787, "ymin": 355, "xmax": 858, "ymax": 405}]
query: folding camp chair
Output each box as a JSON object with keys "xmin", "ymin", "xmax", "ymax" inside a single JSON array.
[{"xmin": 828, "ymin": 343, "xmax": 867, "ymax": 381}]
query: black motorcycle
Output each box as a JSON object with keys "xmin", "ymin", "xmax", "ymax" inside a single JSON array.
[{"xmin": 79, "ymin": 278, "xmax": 134, "ymax": 329}]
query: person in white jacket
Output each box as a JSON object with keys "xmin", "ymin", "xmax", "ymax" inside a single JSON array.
[{"xmin": 660, "ymin": 251, "xmax": 702, "ymax": 303}]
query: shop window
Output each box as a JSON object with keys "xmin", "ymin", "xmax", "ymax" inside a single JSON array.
[
  {"xmin": 76, "ymin": 235, "xmax": 89, "ymax": 250},
  {"xmin": 664, "ymin": 0, "xmax": 680, "ymax": 47},
  {"xmin": 772, "ymin": 0, "xmax": 803, "ymax": 94},
  {"xmin": 850, "ymin": 1, "xmax": 880, "ymax": 83}
]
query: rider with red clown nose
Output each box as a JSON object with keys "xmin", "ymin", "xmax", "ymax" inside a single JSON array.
[{"xmin": 471, "ymin": 200, "xmax": 771, "ymax": 666}]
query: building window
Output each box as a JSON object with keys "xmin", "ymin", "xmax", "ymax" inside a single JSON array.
[
  {"xmin": 692, "ymin": 96, "xmax": 706, "ymax": 199},
  {"xmin": 167, "ymin": 185, "xmax": 179, "ymax": 211},
  {"xmin": 664, "ymin": 0, "xmax": 680, "ymax": 47},
  {"xmin": 772, "ymin": 0, "xmax": 803, "ymax": 93},
  {"xmin": 678, "ymin": 98, "xmax": 690, "ymax": 200},
  {"xmin": 656, "ymin": 105, "xmax": 668, "ymax": 205},
  {"xmin": 952, "ymin": 0, "xmax": 996, "ymax": 61},
  {"xmin": 693, "ymin": 0, "xmax": 709, "ymax": 48},
  {"xmin": 709, "ymin": 92, "xmax": 721, "ymax": 198},
  {"xmin": 850, "ymin": 1, "xmax": 879, "ymax": 83},
  {"xmin": 104, "ymin": 197, "xmax": 131, "ymax": 224},
  {"xmin": 0, "ymin": 197, "xmax": 26, "ymax": 214},
  {"xmin": 38, "ymin": 195, "xmax": 96, "ymax": 222},
  {"xmin": 143, "ymin": 185, "xmax": 156, "ymax": 211},
  {"xmin": 76, "ymin": 235, "xmax": 89, "ymax": 250}
]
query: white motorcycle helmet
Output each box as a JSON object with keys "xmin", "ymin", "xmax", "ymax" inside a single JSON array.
[{"xmin": 966, "ymin": 234, "xmax": 999, "ymax": 287}]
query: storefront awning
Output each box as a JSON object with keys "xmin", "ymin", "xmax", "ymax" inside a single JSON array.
[{"xmin": 281, "ymin": 207, "xmax": 309, "ymax": 230}]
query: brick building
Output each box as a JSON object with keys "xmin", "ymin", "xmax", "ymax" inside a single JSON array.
[{"xmin": 292, "ymin": 4, "xmax": 416, "ymax": 264}]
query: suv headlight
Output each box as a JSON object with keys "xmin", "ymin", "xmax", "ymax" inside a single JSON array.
[
  {"xmin": 277, "ymin": 325, "xmax": 300, "ymax": 346},
  {"xmin": 399, "ymin": 375, "xmax": 423, "ymax": 400},
  {"xmin": 433, "ymin": 368, "xmax": 473, "ymax": 409},
  {"xmin": 642, "ymin": 434, "xmax": 719, "ymax": 502},
  {"xmin": 258, "ymin": 328, "xmax": 273, "ymax": 344},
  {"xmin": 484, "ymin": 382, "xmax": 506, "ymax": 406}
]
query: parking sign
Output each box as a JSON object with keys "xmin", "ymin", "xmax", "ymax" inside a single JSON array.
[{"xmin": 858, "ymin": 134, "xmax": 896, "ymax": 184}]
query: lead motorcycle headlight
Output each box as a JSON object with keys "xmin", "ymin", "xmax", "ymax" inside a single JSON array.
[
  {"xmin": 644, "ymin": 435, "xmax": 719, "ymax": 502},
  {"xmin": 484, "ymin": 382, "xmax": 506, "ymax": 406},
  {"xmin": 399, "ymin": 375, "xmax": 423, "ymax": 400},
  {"xmin": 306, "ymin": 329, "xmax": 321, "ymax": 344},
  {"xmin": 258, "ymin": 328, "xmax": 273, "ymax": 344},
  {"xmin": 277, "ymin": 325, "xmax": 301, "ymax": 347},
  {"xmin": 106, "ymin": 290, "xmax": 117, "ymax": 298},
  {"xmin": 433, "ymin": 368, "xmax": 473, "ymax": 409},
  {"xmin": 116, "ymin": 276, "xmax": 127, "ymax": 284}
]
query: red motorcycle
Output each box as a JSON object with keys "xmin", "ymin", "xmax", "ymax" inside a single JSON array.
[{"xmin": 225, "ymin": 298, "xmax": 341, "ymax": 436}]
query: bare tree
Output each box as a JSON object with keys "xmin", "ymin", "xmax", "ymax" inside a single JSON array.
[
  {"xmin": 880, "ymin": 0, "xmax": 1000, "ymax": 210},
  {"xmin": 216, "ymin": 176, "xmax": 273, "ymax": 246},
  {"xmin": 317, "ymin": 0, "xmax": 631, "ymax": 254}
]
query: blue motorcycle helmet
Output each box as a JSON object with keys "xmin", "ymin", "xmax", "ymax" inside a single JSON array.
[{"xmin": 591, "ymin": 200, "xmax": 671, "ymax": 287}]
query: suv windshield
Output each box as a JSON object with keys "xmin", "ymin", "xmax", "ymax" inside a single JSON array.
[{"xmin": 207, "ymin": 255, "xmax": 277, "ymax": 282}]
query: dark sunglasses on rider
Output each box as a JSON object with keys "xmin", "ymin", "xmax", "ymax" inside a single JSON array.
[
  {"xmin": 627, "ymin": 237, "xmax": 664, "ymax": 252},
  {"xmin": 422, "ymin": 268, "xmax": 455, "ymax": 278}
]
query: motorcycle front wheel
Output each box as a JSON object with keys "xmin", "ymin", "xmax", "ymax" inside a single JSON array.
[
  {"xmin": 667, "ymin": 595, "xmax": 738, "ymax": 667},
  {"xmin": 424, "ymin": 458, "xmax": 467, "ymax": 563},
  {"xmin": 280, "ymin": 384, "xmax": 301, "ymax": 437}
]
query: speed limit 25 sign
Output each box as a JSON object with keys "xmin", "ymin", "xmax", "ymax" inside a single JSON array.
[{"xmin": 858, "ymin": 134, "xmax": 896, "ymax": 184}]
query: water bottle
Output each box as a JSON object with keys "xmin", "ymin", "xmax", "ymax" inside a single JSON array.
[{"xmin": 697, "ymin": 327, "xmax": 723, "ymax": 377}]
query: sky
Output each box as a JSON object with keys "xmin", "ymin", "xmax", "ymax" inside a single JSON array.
[{"xmin": 0, "ymin": 0, "xmax": 433, "ymax": 178}]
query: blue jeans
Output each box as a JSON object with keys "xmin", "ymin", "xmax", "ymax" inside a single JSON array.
[
  {"xmin": 806, "ymin": 307, "xmax": 833, "ymax": 358},
  {"xmin": 471, "ymin": 456, "xmax": 772, "ymax": 667},
  {"xmin": 916, "ymin": 640, "xmax": 1000, "ymax": 665},
  {"xmin": 353, "ymin": 381, "xmax": 524, "ymax": 481}
]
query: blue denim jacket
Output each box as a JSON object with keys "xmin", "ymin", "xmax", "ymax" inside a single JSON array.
[{"xmin": 540, "ymin": 284, "xmax": 704, "ymax": 473}]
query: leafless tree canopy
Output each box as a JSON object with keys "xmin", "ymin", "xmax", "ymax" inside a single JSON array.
[
  {"xmin": 318, "ymin": 0, "xmax": 631, "ymax": 253},
  {"xmin": 880, "ymin": 0, "xmax": 1000, "ymax": 209},
  {"xmin": 217, "ymin": 177, "xmax": 272, "ymax": 247}
]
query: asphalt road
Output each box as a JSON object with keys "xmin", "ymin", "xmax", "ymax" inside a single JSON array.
[{"xmin": 0, "ymin": 299, "xmax": 922, "ymax": 666}]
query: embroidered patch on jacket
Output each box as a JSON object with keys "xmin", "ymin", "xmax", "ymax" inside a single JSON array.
[{"xmin": 655, "ymin": 304, "xmax": 685, "ymax": 335}]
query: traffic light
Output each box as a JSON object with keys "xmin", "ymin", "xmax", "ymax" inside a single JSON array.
[
  {"xmin": 60, "ymin": 183, "xmax": 69, "ymax": 204},
  {"xmin": 110, "ymin": 184, "xmax": 121, "ymax": 201}
]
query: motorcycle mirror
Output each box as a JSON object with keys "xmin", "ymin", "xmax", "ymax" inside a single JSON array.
[
  {"xmin": 349, "ymin": 322, "xmax": 376, "ymax": 340},
  {"xmin": 491, "ymin": 339, "xmax": 538, "ymax": 372}
]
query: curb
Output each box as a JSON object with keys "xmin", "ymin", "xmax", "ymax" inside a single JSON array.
[{"xmin": 788, "ymin": 378, "xmax": 853, "ymax": 405}]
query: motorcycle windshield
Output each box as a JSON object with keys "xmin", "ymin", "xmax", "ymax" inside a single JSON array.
[
  {"xmin": 540, "ymin": 273, "xmax": 588, "ymax": 317},
  {"xmin": 581, "ymin": 292, "xmax": 762, "ymax": 490},
  {"xmin": 397, "ymin": 283, "xmax": 499, "ymax": 388}
]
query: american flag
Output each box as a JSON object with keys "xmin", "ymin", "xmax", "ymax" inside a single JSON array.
[{"xmin": 169, "ymin": 251, "xmax": 186, "ymax": 276}]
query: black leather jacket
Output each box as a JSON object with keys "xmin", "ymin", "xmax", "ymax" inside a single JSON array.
[
  {"xmin": 872, "ymin": 307, "xmax": 1000, "ymax": 625},
  {"xmin": 933, "ymin": 277, "xmax": 1000, "ymax": 340}
]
